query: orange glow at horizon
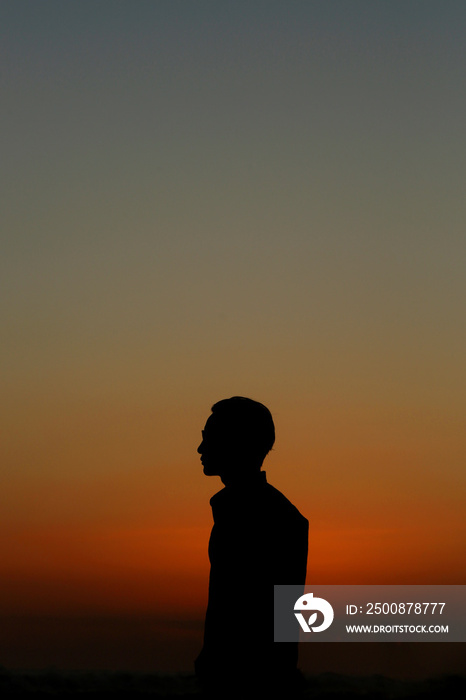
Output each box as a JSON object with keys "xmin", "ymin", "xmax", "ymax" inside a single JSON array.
[
  {"xmin": 2, "ymin": 393, "xmax": 465, "ymax": 619},
  {"xmin": 1, "ymin": 510, "xmax": 463, "ymax": 619}
]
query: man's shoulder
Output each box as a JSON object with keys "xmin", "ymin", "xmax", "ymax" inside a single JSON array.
[
  {"xmin": 263, "ymin": 482, "xmax": 308, "ymax": 528},
  {"xmin": 209, "ymin": 475, "xmax": 308, "ymax": 531}
]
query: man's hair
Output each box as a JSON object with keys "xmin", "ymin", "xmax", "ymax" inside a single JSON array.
[{"xmin": 210, "ymin": 396, "xmax": 275, "ymax": 462}]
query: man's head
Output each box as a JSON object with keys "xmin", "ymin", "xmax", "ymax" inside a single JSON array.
[{"xmin": 197, "ymin": 396, "xmax": 275, "ymax": 482}]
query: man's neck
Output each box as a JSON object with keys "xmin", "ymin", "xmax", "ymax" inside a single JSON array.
[{"xmin": 220, "ymin": 469, "xmax": 266, "ymax": 488}]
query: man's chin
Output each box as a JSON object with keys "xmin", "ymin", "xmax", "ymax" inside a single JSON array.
[{"xmin": 203, "ymin": 464, "xmax": 219, "ymax": 476}]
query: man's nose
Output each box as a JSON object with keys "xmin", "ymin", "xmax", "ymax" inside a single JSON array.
[{"xmin": 197, "ymin": 441, "xmax": 203, "ymax": 454}]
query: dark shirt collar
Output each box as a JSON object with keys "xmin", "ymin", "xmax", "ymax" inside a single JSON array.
[{"xmin": 210, "ymin": 470, "xmax": 267, "ymax": 508}]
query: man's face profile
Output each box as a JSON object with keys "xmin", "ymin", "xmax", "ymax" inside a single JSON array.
[
  {"xmin": 197, "ymin": 414, "xmax": 232, "ymax": 477},
  {"xmin": 197, "ymin": 398, "xmax": 276, "ymax": 484}
]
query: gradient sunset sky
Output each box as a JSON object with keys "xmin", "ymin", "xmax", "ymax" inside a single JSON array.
[{"xmin": 1, "ymin": 0, "xmax": 465, "ymax": 675}]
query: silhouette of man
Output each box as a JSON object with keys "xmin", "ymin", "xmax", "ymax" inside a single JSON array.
[{"xmin": 195, "ymin": 397, "xmax": 308, "ymax": 695}]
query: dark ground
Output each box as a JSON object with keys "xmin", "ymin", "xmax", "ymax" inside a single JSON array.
[{"xmin": 0, "ymin": 668, "xmax": 465, "ymax": 699}]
